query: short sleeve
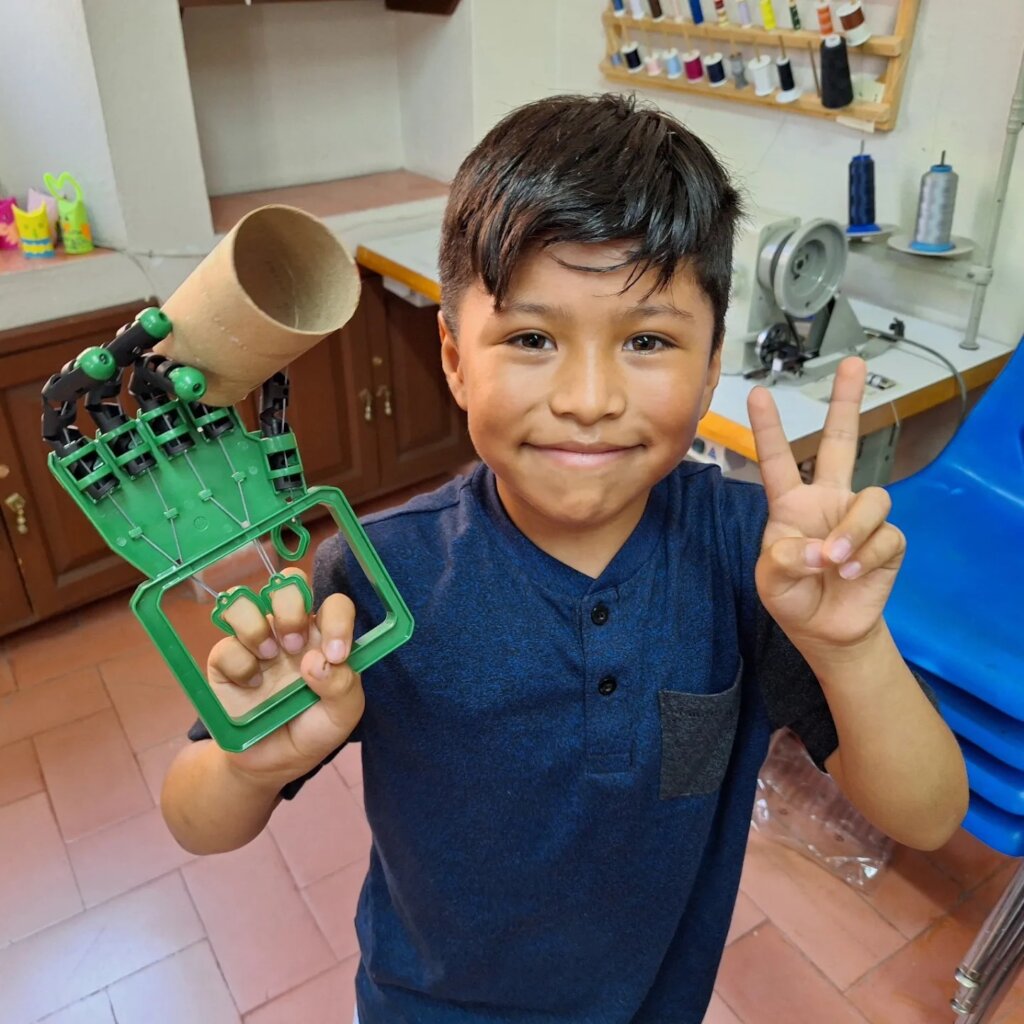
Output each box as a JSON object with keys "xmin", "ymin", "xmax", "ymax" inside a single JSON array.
[
  {"xmin": 186, "ymin": 532, "xmax": 361, "ymax": 800},
  {"xmin": 755, "ymin": 605, "xmax": 838, "ymax": 771}
]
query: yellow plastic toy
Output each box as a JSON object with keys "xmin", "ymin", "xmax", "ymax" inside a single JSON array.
[{"xmin": 13, "ymin": 203, "xmax": 55, "ymax": 258}]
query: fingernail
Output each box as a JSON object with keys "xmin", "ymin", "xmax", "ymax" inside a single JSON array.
[
  {"xmin": 246, "ymin": 672, "xmax": 264, "ymax": 689},
  {"xmin": 828, "ymin": 537, "xmax": 852, "ymax": 563},
  {"xmin": 282, "ymin": 632, "xmax": 304, "ymax": 654},
  {"xmin": 325, "ymin": 640, "xmax": 348, "ymax": 664},
  {"xmin": 805, "ymin": 541, "xmax": 824, "ymax": 568},
  {"xmin": 257, "ymin": 638, "xmax": 278, "ymax": 660},
  {"xmin": 312, "ymin": 656, "xmax": 329, "ymax": 680},
  {"xmin": 839, "ymin": 560, "xmax": 862, "ymax": 580}
]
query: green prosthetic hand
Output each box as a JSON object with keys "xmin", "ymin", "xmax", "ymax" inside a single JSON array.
[{"xmin": 41, "ymin": 307, "xmax": 413, "ymax": 752}]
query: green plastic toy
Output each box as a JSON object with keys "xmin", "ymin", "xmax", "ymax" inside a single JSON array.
[
  {"xmin": 43, "ymin": 172, "xmax": 94, "ymax": 254},
  {"xmin": 41, "ymin": 307, "xmax": 413, "ymax": 752}
]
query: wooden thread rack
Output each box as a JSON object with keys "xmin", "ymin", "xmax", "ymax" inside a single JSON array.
[{"xmin": 601, "ymin": 0, "xmax": 919, "ymax": 132}]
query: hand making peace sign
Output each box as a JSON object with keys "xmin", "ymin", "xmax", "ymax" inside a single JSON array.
[{"xmin": 748, "ymin": 356, "xmax": 906, "ymax": 653}]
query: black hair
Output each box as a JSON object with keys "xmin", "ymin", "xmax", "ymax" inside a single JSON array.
[{"xmin": 439, "ymin": 92, "xmax": 743, "ymax": 350}]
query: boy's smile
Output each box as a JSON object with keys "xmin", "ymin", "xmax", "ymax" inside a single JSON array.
[{"xmin": 441, "ymin": 241, "xmax": 721, "ymax": 576}]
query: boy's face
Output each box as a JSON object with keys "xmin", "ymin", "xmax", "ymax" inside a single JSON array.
[{"xmin": 440, "ymin": 242, "xmax": 721, "ymax": 541}]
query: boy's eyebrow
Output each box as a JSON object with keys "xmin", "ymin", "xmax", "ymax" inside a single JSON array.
[
  {"xmin": 629, "ymin": 302, "xmax": 695, "ymax": 321},
  {"xmin": 497, "ymin": 301, "xmax": 695, "ymax": 321}
]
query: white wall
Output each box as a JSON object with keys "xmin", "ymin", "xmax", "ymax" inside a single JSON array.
[
  {"xmin": 183, "ymin": 0, "xmax": 405, "ymax": 195},
  {"xmin": 396, "ymin": 5, "xmax": 475, "ymax": 182},
  {"xmin": 0, "ymin": 0, "xmax": 126, "ymax": 245},
  {"xmin": 465, "ymin": 0, "xmax": 1024, "ymax": 348}
]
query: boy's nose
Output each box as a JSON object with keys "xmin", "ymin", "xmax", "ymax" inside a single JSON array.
[{"xmin": 549, "ymin": 350, "xmax": 626, "ymax": 424}]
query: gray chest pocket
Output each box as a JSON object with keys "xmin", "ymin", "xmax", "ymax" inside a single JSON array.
[{"xmin": 658, "ymin": 661, "xmax": 743, "ymax": 799}]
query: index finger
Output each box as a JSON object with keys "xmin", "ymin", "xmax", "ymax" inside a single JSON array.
[
  {"xmin": 815, "ymin": 357, "xmax": 866, "ymax": 489},
  {"xmin": 748, "ymin": 385, "xmax": 801, "ymax": 503}
]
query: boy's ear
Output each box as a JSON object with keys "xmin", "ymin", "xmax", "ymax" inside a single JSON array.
[
  {"xmin": 698, "ymin": 345, "xmax": 722, "ymax": 421},
  {"xmin": 438, "ymin": 310, "xmax": 467, "ymax": 411}
]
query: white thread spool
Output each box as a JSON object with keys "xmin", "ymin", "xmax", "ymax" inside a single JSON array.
[
  {"xmin": 836, "ymin": 1, "xmax": 871, "ymax": 46},
  {"xmin": 747, "ymin": 54, "xmax": 775, "ymax": 96}
]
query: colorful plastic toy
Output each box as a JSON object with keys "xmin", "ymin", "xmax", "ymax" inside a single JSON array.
[
  {"xmin": 44, "ymin": 172, "xmax": 93, "ymax": 254},
  {"xmin": 0, "ymin": 196, "xmax": 21, "ymax": 250},
  {"xmin": 41, "ymin": 308, "xmax": 414, "ymax": 751}
]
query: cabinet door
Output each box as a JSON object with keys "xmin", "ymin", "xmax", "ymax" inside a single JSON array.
[
  {"xmin": 0, "ymin": 421, "xmax": 34, "ymax": 632},
  {"xmin": 363, "ymin": 276, "xmax": 475, "ymax": 492},
  {"xmin": 283, "ymin": 310, "xmax": 380, "ymax": 501},
  {"xmin": 0, "ymin": 309, "xmax": 147, "ymax": 620}
]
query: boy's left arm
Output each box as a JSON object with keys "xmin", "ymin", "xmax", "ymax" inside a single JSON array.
[{"xmin": 749, "ymin": 357, "xmax": 968, "ymax": 852}]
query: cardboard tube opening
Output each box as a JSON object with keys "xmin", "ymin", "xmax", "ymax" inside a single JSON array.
[{"xmin": 233, "ymin": 206, "xmax": 353, "ymax": 334}]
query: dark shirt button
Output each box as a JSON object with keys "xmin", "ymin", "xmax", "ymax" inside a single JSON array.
[
  {"xmin": 598, "ymin": 676, "xmax": 617, "ymax": 696},
  {"xmin": 591, "ymin": 603, "xmax": 610, "ymax": 626}
]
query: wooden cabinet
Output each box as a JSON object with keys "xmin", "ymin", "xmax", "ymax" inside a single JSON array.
[
  {"xmin": 0, "ymin": 276, "xmax": 473, "ymax": 636},
  {"xmin": 0, "ymin": 303, "xmax": 148, "ymax": 633},
  {"xmin": 282, "ymin": 270, "xmax": 474, "ymax": 502}
]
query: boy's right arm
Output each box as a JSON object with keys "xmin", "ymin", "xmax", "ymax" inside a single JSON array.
[{"xmin": 161, "ymin": 567, "xmax": 365, "ymax": 855}]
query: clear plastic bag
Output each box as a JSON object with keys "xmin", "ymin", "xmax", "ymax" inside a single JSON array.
[{"xmin": 752, "ymin": 729, "xmax": 893, "ymax": 892}]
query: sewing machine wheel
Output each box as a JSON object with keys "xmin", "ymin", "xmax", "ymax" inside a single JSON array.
[
  {"xmin": 759, "ymin": 219, "xmax": 847, "ymax": 318},
  {"xmin": 756, "ymin": 323, "xmax": 801, "ymax": 371}
]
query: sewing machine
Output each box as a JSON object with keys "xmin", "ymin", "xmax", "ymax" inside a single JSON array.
[{"xmin": 721, "ymin": 212, "xmax": 889, "ymax": 383}]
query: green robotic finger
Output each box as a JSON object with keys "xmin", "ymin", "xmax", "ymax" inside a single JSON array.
[{"xmin": 41, "ymin": 307, "xmax": 413, "ymax": 752}]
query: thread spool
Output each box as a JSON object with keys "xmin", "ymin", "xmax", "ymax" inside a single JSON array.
[
  {"xmin": 760, "ymin": 0, "xmax": 777, "ymax": 29},
  {"xmin": 714, "ymin": 0, "xmax": 729, "ymax": 22},
  {"xmin": 684, "ymin": 48, "xmax": 704, "ymax": 80},
  {"xmin": 836, "ymin": 1, "xmax": 871, "ymax": 46},
  {"xmin": 623, "ymin": 42, "xmax": 644, "ymax": 72},
  {"xmin": 911, "ymin": 153, "xmax": 958, "ymax": 253},
  {"xmin": 729, "ymin": 51, "xmax": 749, "ymax": 87},
  {"xmin": 704, "ymin": 51, "xmax": 728, "ymax": 85},
  {"xmin": 776, "ymin": 55, "xmax": 801, "ymax": 102},
  {"xmin": 820, "ymin": 34, "xmax": 853, "ymax": 108},
  {"xmin": 747, "ymin": 54, "xmax": 775, "ymax": 95},
  {"xmin": 665, "ymin": 47, "xmax": 684, "ymax": 77},
  {"xmin": 848, "ymin": 145, "xmax": 880, "ymax": 234},
  {"xmin": 629, "ymin": 0, "xmax": 645, "ymax": 16},
  {"xmin": 612, "ymin": 0, "xmax": 626, "ymax": 15},
  {"xmin": 650, "ymin": 0, "xmax": 666, "ymax": 18},
  {"xmin": 788, "ymin": 2, "xmax": 802, "ymax": 29},
  {"xmin": 645, "ymin": 50, "xmax": 664, "ymax": 74},
  {"xmin": 688, "ymin": 0, "xmax": 705, "ymax": 24},
  {"xmin": 816, "ymin": 1, "xmax": 834, "ymax": 33},
  {"xmin": 737, "ymin": 0, "xmax": 753, "ymax": 24}
]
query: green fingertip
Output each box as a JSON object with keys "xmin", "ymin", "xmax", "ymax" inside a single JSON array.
[
  {"xmin": 169, "ymin": 365, "xmax": 207, "ymax": 401},
  {"xmin": 138, "ymin": 307, "xmax": 172, "ymax": 340},
  {"xmin": 77, "ymin": 346, "xmax": 117, "ymax": 382}
]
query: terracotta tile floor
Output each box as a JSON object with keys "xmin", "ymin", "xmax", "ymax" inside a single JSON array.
[{"xmin": 2, "ymin": 479, "xmax": 1023, "ymax": 1022}]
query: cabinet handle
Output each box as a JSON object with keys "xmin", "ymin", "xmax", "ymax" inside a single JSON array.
[
  {"xmin": 376, "ymin": 385, "xmax": 393, "ymax": 417},
  {"xmin": 4, "ymin": 492, "xmax": 28, "ymax": 535},
  {"xmin": 359, "ymin": 388, "xmax": 374, "ymax": 422}
]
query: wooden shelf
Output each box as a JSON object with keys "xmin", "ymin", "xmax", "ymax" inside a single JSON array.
[
  {"xmin": 602, "ymin": 0, "xmax": 919, "ymax": 132},
  {"xmin": 601, "ymin": 61, "xmax": 889, "ymax": 125},
  {"xmin": 602, "ymin": 11, "xmax": 903, "ymax": 57}
]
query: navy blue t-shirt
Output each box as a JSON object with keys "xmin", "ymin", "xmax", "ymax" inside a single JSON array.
[{"xmin": 293, "ymin": 460, "xmax": 837, "ymax": 1023}]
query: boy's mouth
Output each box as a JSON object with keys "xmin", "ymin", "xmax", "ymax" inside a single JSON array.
[{"xmin": 526, "ymin": 442, "xmax": 639, "ymax": 468}]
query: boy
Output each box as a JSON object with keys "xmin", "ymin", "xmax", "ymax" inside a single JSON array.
[{"xmin": 162, "ymin": 94, "xmax": 968, "ymax": 1023}]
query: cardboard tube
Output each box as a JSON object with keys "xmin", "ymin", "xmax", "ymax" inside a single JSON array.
[{"xmin": 157, "ymin": 205, "xmax": 360, "ymax": 405}]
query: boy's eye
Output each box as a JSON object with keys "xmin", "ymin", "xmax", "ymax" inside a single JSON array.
[
  {"xmin": 625, "ymin": 333, "xmax": 672, "ymax": 353},
  {"xmin": 509, "ymin": 332, "xmax": 554, "ymax": 351}
]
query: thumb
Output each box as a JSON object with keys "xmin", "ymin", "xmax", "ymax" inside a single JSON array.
[
  {"xmin": 299, "ymin": 647, "xmax": 362, "ymax": 709},
  {"xmin": 761, "ymin": 536, "xmax": 826, "ymax": 584}
]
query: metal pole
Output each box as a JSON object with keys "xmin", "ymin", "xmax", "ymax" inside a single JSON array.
[{"xmin": 961, "ymin": 45, "xmax": 1024, "ymax": 349}]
